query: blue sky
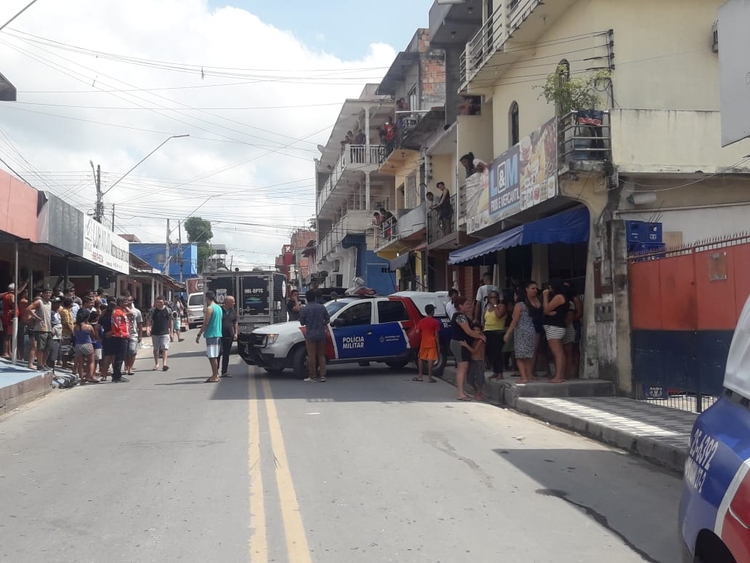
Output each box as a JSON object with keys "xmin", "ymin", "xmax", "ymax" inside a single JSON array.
[{"xmin": 207, "ymin": 0, "xmax": 435, "ymax": 58}]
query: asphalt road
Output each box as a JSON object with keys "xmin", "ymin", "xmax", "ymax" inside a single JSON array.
[{"xmin": 0, "ymin": 335, "xmax": 683, "ymax": 563}]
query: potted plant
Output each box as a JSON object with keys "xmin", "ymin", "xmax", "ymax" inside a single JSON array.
[{"xmin": 538, "ymin": 65, "xmax": 612, "ymax": 160}]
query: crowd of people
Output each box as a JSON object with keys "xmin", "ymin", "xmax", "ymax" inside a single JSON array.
[
  {"xmin": 0, "ymin": 283, "xmax": 191, "ymax": 385},
  {"xmin": 444, "ymin": 273, "xmax": 583, "ymax": 401}
]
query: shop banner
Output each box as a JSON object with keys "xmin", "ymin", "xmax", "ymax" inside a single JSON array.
[
  {"xmin": 466, "ymin": 118, "xmax": 558, "ymax": 234},
  {"xmin": 83, "ymin": 216, "xmax": 130, "ymax": 274}
]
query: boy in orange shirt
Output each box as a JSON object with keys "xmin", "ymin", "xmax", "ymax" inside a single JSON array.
[{"xmin": 414, "ymin": 304, "xmax": 441, "ymax": 383}]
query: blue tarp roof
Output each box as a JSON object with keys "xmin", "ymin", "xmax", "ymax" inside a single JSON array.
[{"xmin": 448, "ymin": 206, "xmax": 590, "ymax": 266}]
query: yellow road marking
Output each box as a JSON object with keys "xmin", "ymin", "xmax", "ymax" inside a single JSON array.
[
  {"xmin": 249, "ymin": 376, "xmax": 268, "ymax": 563},
  {"xmin": 261, "ymin": 378, "xmax": 312, "ymax": 563}
]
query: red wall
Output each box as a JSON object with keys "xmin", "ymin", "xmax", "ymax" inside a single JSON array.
[
  {"xmin": 0, "ymin": 170, "xmax": 38, "ymax": 241},
  {"xmin": 630, "ymin": 242, "xmax": 750, "ymax": 331}
]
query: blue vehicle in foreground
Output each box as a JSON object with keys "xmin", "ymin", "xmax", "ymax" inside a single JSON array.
[{"xmin": 679, "ymin": 296, "xmax": 750, "ymax": 563}]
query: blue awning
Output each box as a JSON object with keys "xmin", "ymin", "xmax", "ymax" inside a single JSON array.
[{"xmin": 448, "ymin": 207, "xmax": 590, "ymax": 266}]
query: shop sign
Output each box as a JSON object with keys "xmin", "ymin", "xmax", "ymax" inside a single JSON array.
[
  {"xmin": 466, "ymin": 118, "xmax": 559, "ymax": 234},
  {"xmin": 83, "ymin": 216, "xmax": 130, "ymax": 274}
]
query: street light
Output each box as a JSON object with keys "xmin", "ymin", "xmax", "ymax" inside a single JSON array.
[{"xmin": 93, "ymin": 134, "xmax": 189, "ymax": 223}]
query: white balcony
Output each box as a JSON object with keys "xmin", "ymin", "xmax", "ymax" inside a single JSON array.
[
  {"xmin": 318, "ymin": 210, "xmax": 376, "ymax": 260},
  {"xmin": 459, "ymin": 0, "xmax": 575, "ymax": 92},
  {"xmin": 316, "ymin": 144, "xmax": 387, "ymax": 217},
  {"xmin": 374, "ymin": 205, "xmax": 427, "ymax": 251}
]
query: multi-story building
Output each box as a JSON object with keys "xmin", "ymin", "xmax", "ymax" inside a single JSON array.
[
  {"xmin": 373, "ymin": 28, "xmax": 447, "ymax": 291},
  {"xmin": 276, "ymin": 229, "xmax": 317, "ymax": 291},
  {"xmin": 314, "ymin": 85, "xmax": 396, "ymax": 294},
  {"xmin": 430, "ymin": 0, "xmax": 750, "ymax": 390}
]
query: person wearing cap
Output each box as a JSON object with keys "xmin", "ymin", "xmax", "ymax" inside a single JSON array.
[
  {"xmin": 1, "ymin": 281, "xmax": 27, "ymax": 359},
  {"xmin": 474, "ymin": 272, "xmax": 498, "ymax": 328},
  {"xmin": 26, "ymin": 287, "xmax": 54, "ymax": 370}
]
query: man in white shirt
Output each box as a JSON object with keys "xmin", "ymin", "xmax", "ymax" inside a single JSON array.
[
  {"xmin": 445, "ymin": 288, "xmax": 459, "ymax": 320},
  {"xmin": 124, "ymin": 296, "xmax": 143, "ymax": 375},
  {"xmin": 474, "ymin": 272, "xmax": 498, "ymax": 326}
]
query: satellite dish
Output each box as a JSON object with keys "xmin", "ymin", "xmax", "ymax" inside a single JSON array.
[{"xmin": 317, "ymin": 144, "xmax": 326, "ymax": 154}]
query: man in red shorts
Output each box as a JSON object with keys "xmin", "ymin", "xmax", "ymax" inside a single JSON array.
[{"xmin": 413, "ymin": 303, "xmax": 441, "ymax": 383}]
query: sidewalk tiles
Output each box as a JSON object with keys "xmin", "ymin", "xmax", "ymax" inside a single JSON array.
[{"xmin": 515, "ymin": 396, "xmax": 695, "ymax": 473}]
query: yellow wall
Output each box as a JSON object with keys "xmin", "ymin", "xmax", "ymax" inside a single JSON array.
[
  {"xmin": 457, "ymin": 106, "xmax": 494, "ymax": 183},
  {"xmin": 486, "ymin": 0, "xmax": 725, "ymax": 159}
]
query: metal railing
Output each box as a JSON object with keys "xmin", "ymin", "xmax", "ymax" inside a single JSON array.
[
  {"xmin": 507, "ymin": 0, "xmax": 541, "ymax": 33},
  {"xmin": 317, "ymin": 144, "xmax": 387, "ymax": 213},
  {"xmin": 460, "ymin": 4, "xmax": 505, "ymax": 86},
  {"xmin": 427, "ymin": 193, "xmax": 457, "ymax": 244},
  {"xmin": 558, "ymin": 110, "xmax": 611, "ymax": 163}
]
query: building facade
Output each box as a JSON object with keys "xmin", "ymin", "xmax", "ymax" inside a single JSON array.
[
  {"xmin": 429, "ymin": 0, "xmax": 750, "ymax": 391},
  {"xmin": 315, "ymin": 85, "xmax": 397, "ymax": 294}
]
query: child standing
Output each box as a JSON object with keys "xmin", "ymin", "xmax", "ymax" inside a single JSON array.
[
  {"xmin": 413, "ymin": 304, "xmax": 441, "ymax": 383},
  {"xmin": 463, "ymin": 322, "xmax": 486, "ymax": 401}
]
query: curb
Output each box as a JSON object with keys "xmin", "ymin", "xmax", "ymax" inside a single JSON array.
[
  {"xmin": 0, "ymin": 370, "xmax": 54, "ymax": 415},
  {"xmin": 515, "ymin": 397, "xmax": 688, "ymax": 473}
]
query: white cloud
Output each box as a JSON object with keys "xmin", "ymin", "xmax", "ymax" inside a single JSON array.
[{"xmin": 0, "ymin": 0, "xmax": 396, "ymax": 268}]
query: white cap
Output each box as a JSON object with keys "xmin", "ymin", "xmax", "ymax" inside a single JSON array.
[{"xmin": 7, "ymin": 283, "xmax": 14, "ymax": 291}]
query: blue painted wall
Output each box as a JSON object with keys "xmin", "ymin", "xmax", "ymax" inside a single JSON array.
[
  {"xmin": 365, "ymin": 250, "xmax": 396, "ymax": 295},
  {"xmin": 130, "ymin": 243, "xmax": 198, "ymax": 279},
  {"xmin": 631, "ymin": 330, "xmax": 732, "ymax": 397}
]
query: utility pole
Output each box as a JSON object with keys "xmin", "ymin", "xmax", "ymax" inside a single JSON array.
[
  {"xmin": 177, "ymin": 221, "xmax": 183, "ymax": 283},
  {"xmin": 111, "ymin": 204, "xmax": 115, "ymax": 231},
  {"xmin": 91, "ymin": 162, "xmax": 103, "ymax": 223}
]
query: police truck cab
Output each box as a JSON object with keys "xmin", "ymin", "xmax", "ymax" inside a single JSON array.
[{"xmin": 679, "ymin": 295, "xmax": 750, "ymax": 563}]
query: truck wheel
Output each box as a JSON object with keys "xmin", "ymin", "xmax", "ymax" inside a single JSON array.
[
  {"xmin": 432, "ymin": 348, "xmax": 447, "ymax": 377},
  {"xmin": 291, "ymin": 346, "xmax": 308, "ymax": 379},
  {"xmin": 385, "ymin": 360, "xmax": 409, "ymax": 370}
]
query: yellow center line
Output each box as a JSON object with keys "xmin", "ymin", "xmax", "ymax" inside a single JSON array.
[
  {"xmin": 249, "ymin": 375, "xmax": 268, "ymax": 563},
  {"xmin": 261, "ymin": 377, "xmax": 313, "ymax": 563}
]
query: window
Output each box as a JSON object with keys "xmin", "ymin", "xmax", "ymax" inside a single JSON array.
[
  {"xmin": 509, "ymin": 101, "xmax": 520, "ymax": 146},
  {"xmin": 188, "ymin": 294, "xmax": 204, "ymax": 306},
  {"xmin": 336, "ymin": 301, "xmax": 372, "ymax": 327},
  {"xmin": 377, "ymin": 300, "xmax": 409, "ymax": 323}
]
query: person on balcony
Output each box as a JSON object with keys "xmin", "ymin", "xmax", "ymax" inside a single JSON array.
[
  {"xmin": 460, "ymin": 152, "xmax": 476, "ymax": 177},
  {"xmin": 354, "ymin": 129, "xmax": 366, "ymax": 145},
  {"xmin": 384, "ymin": 118, "xmax": 396, "ymax": 154},
  {"xmin": 379, "ymin": 208, "xmax": 397, "ymax": 239},
  {"xmin": 432, "ymin": 182, "xmax": 453, "ymax": 235}
]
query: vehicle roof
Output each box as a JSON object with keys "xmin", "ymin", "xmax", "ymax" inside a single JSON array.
[{"xmin": 725, "ymin": 296, "xmax": 750, "ymax": 397}]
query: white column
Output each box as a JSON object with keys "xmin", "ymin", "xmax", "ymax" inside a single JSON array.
[
  {"xmin": 365, "ymin": 172, "xmax": 371, "ymax": 210},
  {"xmin": 364, "ymin": 105, "xmax": 371, "ymax": 147}
]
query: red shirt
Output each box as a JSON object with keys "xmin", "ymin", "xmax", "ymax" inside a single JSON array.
[
  {"xmin": 111, "ymin": 307, "xmax": 129, "ymax": 339},
  {"xmin": 417, "ymin": 316, "xmax": 441, "ymax": 349}
]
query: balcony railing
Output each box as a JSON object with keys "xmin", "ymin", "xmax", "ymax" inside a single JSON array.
[
  {"xmin": 558, "ymin": 110, "xmax": 611, "ymax": 163},
  {"xmin": 460, "ymin": 4, "xmax": 505, "ymax": 86},
  {"xmin": 427, "ymin": 194, "xmax": 457, "ymax": 244},
  {"xmin": 459, "ymin": 0, "xmax": 542, "ymax": 87},
  {"xmin": 374, "ymin": 205, "xmax": 427, "ymax": 249},
  {"xmin": 318, "ymin": 210, "xmax": 376, "ymax": 259},
  {"xmin": 316, "ymin": 144, "xmax": 387, "ymax": 213}
]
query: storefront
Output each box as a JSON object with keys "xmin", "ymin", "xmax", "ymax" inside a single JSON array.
[{"xmin": 36, "ymin": 192, "xmax": 130, "ymax": 292}]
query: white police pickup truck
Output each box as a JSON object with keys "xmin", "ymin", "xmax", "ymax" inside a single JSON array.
[
  {"xmin": 678, "ymin": 295, "xmax": 750, "ymax": 563},
  {"xmin": 237, "ymin": 291, "xmax": 451, "ymax": 377}
]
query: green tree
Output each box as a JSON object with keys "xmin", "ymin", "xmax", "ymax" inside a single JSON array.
[
  {"xmin": 184, "ymin": 216, "xmax": 213, "ymax": 273},
  {"xmin": 184, "ymin": 216, "xmax": 213, "ymax": 243}
]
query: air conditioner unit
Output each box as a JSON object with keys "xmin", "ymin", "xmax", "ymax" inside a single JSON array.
[{"xmin": 712, "ymin": 20, "xmax": 719, "ymax": 53}]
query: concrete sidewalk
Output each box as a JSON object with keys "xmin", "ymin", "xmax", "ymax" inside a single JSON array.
[
  {"xmin": 516, "ymin": 396, "xmax": 695, "ymax": 473},
  {"xmin": 0, "ymin": 359, "xmax": 53, "ymax": 414},
  {"xmin": 439, "ymin": 365, "xmax": 694, "ymax": 473}
]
